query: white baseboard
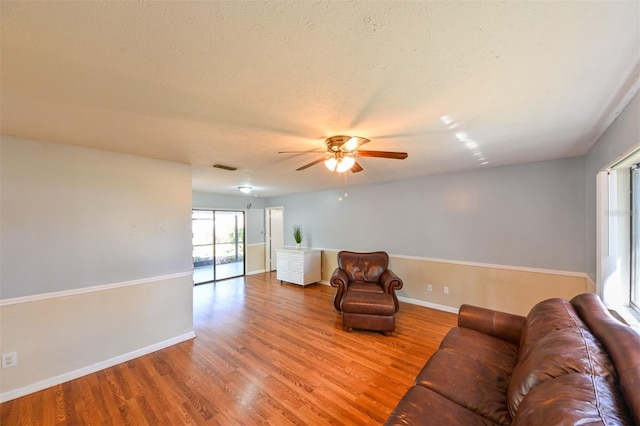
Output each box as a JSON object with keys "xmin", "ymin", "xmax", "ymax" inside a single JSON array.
[
  {"xmin": 0, "ymin": 331, "xmax": 196, "ymax": 403},
  {"xmin": 397, "ymin": 295, "xmax": 460, "ymax": 314},
  {"xmin": 246, "ymin": 269, "xmax": 266, "ymax": 276}
]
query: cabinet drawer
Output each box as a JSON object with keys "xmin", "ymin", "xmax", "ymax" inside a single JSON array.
[
  {"xmin": 277, "ymin": 269, "xmax": 289, "ymax": 281},
  {"xmin": 290, "ymin": 260, "xmax": 304, "ymax": 272},
  {"xmin": 276, "ymin": 253, "xmax": 289, "ymax": 269},
  {"xmin": 289, "ymin": 272, "xmax": 304, "ymax": 284},
  {"xmin": 289, "ymin": 253, "xmax": 304, "ymax": 263}
]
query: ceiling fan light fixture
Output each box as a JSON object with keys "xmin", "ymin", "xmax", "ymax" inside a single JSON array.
[
  {"xmin": 325, "ymin": 155, "xmax": 355, "ymax": 173},
  {"xmin": 324, "ymin": 157, "xmax": 338, "ymax": 171},
  {"xmin": 336, "ymin": 156, "xmax": 355, "ymax": 172},
  {"xmin": 238, "ymin": 186, "xmax": 252, "ymax": 194}
]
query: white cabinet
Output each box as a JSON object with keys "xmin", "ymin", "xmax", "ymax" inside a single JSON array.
[{"xmin": 276, "ymin": 248, "xmax": 321, "ymax": 286}]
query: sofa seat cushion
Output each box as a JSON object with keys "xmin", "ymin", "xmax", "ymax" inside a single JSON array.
[
  {"xmin": 512, "ymin": 373, "xmax": 632, "ymax": 426},
  {"xmin": 414, "ymin": 347, "xmax": 514, "ymax": 425},
  {"xmin": 385, "ymin": 384, "xmax": 498, "ymax": 426}
]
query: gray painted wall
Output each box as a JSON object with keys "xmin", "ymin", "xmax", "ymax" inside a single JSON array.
[
  {"xmin": 585, "ymin": 92, "xmax": 640, "ymax": 281},
  {"xmin": 0, "ymin": 136, "xmax": 193, "ymax": 299},
  {"xmin": 268, "ymin": 156, "xmax": 586, "ymax": 272}
]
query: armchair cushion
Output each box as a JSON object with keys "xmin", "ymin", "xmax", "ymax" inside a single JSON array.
[
  {"xmin": 347, "ymin": 281, "xmax": 384, "ymax": 293},
  {"xmin": 338, "ymin": 251, "xmax": 389, "ymax": 282}
]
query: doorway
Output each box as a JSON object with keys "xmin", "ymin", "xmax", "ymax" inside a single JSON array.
[
  {"xmin": 192, "ymin": 209, "xmax": 245, "ymax": 284},
  {"xmin": 265, "ymin": 207, "xmax": 284, "ymax": 271}
]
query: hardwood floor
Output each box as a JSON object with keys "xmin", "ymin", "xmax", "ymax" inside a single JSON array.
[{"xmin": 0, "ymin": 272, "xmax": 457, "ymax": 425}]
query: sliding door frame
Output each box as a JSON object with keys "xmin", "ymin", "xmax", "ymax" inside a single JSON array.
[{"xmin": 192, "ymin": 209, "xmax": 245, "ymax": 284}]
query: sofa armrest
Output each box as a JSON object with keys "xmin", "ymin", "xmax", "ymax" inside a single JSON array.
[{"xmin": 458, "ymin": 304, "xmax": 525, "ymax": 345}]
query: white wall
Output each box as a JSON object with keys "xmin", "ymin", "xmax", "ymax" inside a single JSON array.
[{"xmin": 0, "ymin": 136, "xmax": 194, "ymax": 401}]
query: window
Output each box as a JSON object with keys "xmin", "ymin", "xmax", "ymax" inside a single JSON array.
[
  {"xmin": 631, "ymin": 164, "xmax": 640, "ymax": 313},
  {"xmin": 598, "ymin": 147, "xmax": 640, "ymax": 326}
]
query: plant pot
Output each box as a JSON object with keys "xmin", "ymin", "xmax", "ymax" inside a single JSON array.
[{"xmin": 295, "ymin": 243, "xmax": 301, "ymax": 249}]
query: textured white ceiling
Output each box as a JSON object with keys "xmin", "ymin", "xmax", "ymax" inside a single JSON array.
[{"xmin": 1, "ymin": 1, "xmax": 639, "ymax": 197}]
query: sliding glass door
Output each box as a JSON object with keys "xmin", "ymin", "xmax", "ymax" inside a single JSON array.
[{"xmin": 192, "ymin": 210, "xmax": 245, "ymax": 284}]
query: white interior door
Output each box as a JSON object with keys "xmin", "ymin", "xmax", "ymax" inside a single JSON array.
[{"xmin": 265, "ymin": 207, "xmax": 284, "ymax": 271}]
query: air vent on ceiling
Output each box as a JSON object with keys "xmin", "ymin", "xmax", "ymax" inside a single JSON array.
[{"xmin": 211, "ymin": 163, "xmax": 238, "ymax": 171}]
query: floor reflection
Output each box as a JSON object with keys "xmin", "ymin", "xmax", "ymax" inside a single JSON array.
[{"xmin": 193, "ymin": 261, "xmax": 244, "ymax": 284}]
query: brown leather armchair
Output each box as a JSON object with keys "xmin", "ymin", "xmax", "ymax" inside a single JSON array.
[{"xmin": 330, "ymin": 251, "xmax": 403, "ymax": 312}]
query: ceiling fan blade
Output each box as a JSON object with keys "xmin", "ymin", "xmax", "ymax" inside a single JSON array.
[
  {"xmin": 340, "ymin": 136, "xmax": 370, "ymax": 152},
  {"xmin": 296, "ymin": 157, "xmax": 326, "ymax": 171},
  {"xmin": 357, "ymin": 150, "xmax": 408, "ymax": 159},
  {"xmin": 351, "ymin": 161, "xmax": 364, "ymax": 173}
]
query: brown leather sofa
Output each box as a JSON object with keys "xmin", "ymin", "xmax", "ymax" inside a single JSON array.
[{"xmin": 386, "ymin": 293, "xmax": 640, "ymax": 425}]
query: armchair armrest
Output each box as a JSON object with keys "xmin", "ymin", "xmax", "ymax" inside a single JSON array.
[
  {"xmin": 380, "ymin": 270, "xmax": 403, "ymax": 313},
  {"xmin": 458, "ymin": 304, "xmax": 525, "ymax": 345},
  {"xmin": 330, "ymin": 268, "xmax": 349, "ymax": 311},
  {"xmin": 380, "ymin": 270, "xmax": 403, "ymax": 293}
]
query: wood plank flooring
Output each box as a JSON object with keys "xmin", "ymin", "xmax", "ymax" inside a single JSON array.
[{"xmin": 1, "ymin": 272, "xmax": 457, "ymax": 425}]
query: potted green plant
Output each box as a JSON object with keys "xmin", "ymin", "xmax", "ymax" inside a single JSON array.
[{"xmin": 293, "ymin": 224, "xmax": 303, "ymax": 249}]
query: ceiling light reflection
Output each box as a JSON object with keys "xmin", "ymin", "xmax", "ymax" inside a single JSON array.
[
  {"xmin": 455, "ymin": 132, "xmax": 468, "ymax": 141},
  {"xmin": 441, "ymin": 115, "xmax": 489, "ymax": 167},
  {"xmin": 441, "ymin": 115, "xmax": 454, "ymax": 126},
  {"xmin": 441, "ymin": 115, "xmax": 460, "ymax": 129},
  {"xmin": 465, "ymin": 141, "xmax": 478, "ymax": 149}
]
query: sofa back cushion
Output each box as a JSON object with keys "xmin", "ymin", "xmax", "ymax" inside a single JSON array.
[
  {"xmin": 508, "ymin": 326, "xmax": 617, "ymax": 416},
  {"xmin": 517, "ymin": 298, "xmax": 587, "ymax": 359},
  {"xmin": 512, "ymin": 373, "xmax": 632, "ymax": 425},
  {"xmin": 508, "ymin": 298, "xmax": 618, "ymax": 417},
  {"xmin": 338, "ymin": 251, "xmax": 389, "ymax": 282}
]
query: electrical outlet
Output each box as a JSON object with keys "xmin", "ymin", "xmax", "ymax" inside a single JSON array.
[
  {"xmin": 443, "ymin": 286, "xmax": 449, "ymax": 295},
  {"xmin": 2, "ymin": 352, "xmax": 17, "ymax": 369},
  {"xmin": 427, "ymin": 284, "xmax": 433, "ymax": 292}
]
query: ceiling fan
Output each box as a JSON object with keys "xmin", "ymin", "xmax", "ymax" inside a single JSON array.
[{"xmin": 279, "ymin": 135, "xmax": 408, "ymax": 173}]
